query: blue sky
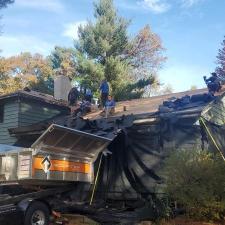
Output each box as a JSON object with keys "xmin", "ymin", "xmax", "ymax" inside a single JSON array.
[{"xmin": 0, "ymin": 0, "xmax": 225, "ymax": 92}]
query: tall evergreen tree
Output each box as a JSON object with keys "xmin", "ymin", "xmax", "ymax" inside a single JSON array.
[
  {"xmin": 76, "ymin": 0, "xmax": 166, "ymax": 100},
  {"xmin": 76, "ymin": 0, "xmax": 130, "ymax": 99},
  {"xmin": 215, "ymin": 36, "xmax": 225, "ymax": 78},
  {"xmin": 0, "ymin": 0, "xmax": 14, "ymax": 10},
  {"xmin": 77, "ymin": 0, "xmax": 129, "ymax": 62}
]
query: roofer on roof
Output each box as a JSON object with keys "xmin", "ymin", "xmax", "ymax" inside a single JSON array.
[
  {"xmin": 99, "ymin": 79, "xmax": 109, "ymax": 108},
  {"xmin": 85, "ymin": 88, "xmax": 93, "ymax": 103},
  {"xmin": 68, "ymin": 86, "xmax": 79, "ymax": 106},
  {"xmin": 101, "ymin": 95, "xmax": 116, "ymax": 118},
  {"xmin": 204, "ymin": 72, "xmax": 221, "ymax": 95}
]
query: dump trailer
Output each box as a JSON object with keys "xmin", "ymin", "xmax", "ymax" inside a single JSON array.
[{"xmin": 0, "ymin": 124, "xmax": 111, "ymax": 225}]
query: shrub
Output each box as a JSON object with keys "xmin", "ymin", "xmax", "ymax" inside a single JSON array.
[{"xmin": 162, "ymin": 149, "xmax": 225, "ymax": 221}]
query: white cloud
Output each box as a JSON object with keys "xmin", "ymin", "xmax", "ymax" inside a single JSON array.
[
  {"xmin": 138, "ymin": 0, "xmax": 171, "ymax": 13},
  {"xmin": 16, "ymin": 0, "xmax": 64, "ymax": 13},
  {"xmin": 136, "ymin": 0, "xmax": 204, "ymax": 13},
  {"xmin": 181, "ymin": 0, "xmax": 202, "ymax": 8},
  {"xmin": 0, "ymin": 35, "xmax": 54, "ymax": 57},
  {"xmin": 62, "ymin": 21, "xmax": 87, "ymax": 40}
]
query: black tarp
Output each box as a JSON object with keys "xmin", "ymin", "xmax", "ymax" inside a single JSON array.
[
  {"xmin": 201, "ymin": 92, "xmax": 225, "ymax": 158},
  {"xmin": 93, "ymin": 114, "xmax": 203, "ymax": 202}
]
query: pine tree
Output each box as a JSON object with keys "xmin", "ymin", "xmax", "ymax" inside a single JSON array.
[
  {"xmin": 0, "ymin": 0, "xmax": 14, "ymax": 10},
  {"xmin": 77, "ymin": 0, "xmax": 129, "ymax": 62},
  {"xmin": 76, "ymin": 0, "xmax": 166, "ymax": 100},
  {"xmin": 216, "ymin": 36, "xmax": 225, "ymax": 78}
]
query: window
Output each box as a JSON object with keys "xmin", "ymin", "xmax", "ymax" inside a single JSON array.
[{"xmin": 0, "ymin": 104, "xmax": 4, "ymax": 123}]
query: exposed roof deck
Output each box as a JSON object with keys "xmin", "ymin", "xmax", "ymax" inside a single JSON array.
[{"xmin": 84, "ymin": 88, "xmax": 208, "ymax": 120}]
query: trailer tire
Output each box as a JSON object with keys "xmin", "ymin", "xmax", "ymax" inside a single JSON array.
[{"xmin": 24, "ymin": 201, "xmax": 50, "ymax": 225}]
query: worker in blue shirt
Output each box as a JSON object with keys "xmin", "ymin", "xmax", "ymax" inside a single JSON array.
[
  {"xmin": 104, "ymin": 95, "xmax": 116, "ymax": 117},
  {"xmin": 99, "ymin": 79, "xmax": 109, "ymax": 107}
]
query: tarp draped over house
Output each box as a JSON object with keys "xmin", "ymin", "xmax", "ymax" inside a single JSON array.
[
  {"xmin": 93, "ymin": 111, "xmax": 204, "ymax": 201},
  {"xmin": 201, "ymin": 92, "xmax": 225, "ymax": 158}
]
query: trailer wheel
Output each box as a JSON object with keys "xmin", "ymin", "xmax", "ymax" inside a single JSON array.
[{"xmin": 24, "ymin": 201, "xmax": 50, "ymax": 225}]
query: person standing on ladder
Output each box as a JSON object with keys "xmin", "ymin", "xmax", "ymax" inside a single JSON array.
[{"xmin": 99, "ymin": 79, "xmax": 109, "ymax": 108}]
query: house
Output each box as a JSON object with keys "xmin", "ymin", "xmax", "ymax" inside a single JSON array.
[
  {"xmin": 8, "ymin": 87, "xmax": 211, "ymax": 146},
  {"xmin": 0, "ymin": 90, "xmax": 70, "ymax": 146}
]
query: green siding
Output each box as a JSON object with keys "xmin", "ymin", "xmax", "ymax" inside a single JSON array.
[
  {"xmin": 0, "ymin": 98, "xmax": 67, "ymax": 146},
  {"xmin": 18, "ymin": 101, "xmax": 61, "ymax": 126},
  {"xmin": 0, "ymin": 101, "xmax": 19, "ymax": 145}
]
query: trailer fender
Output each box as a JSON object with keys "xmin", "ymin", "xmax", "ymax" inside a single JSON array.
[{"xmin": 17, "ymin": 198, "xmax": 34, "ymax": 213}]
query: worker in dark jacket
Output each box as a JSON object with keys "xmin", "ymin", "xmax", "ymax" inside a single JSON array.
[
  {"xmin": 68, "ymin": 86, "xmax": 79, "ymax": 106},
  {"xmin": 204, "ymin": 72, "xmax": 221, "ymax": 95},
  {"xmin": 99, "ymin": 79, "xmax": 109, "ymax": 108},
  {"xmin": 85, "ymin": 88, "xmax": 93, "ymax": 103}
]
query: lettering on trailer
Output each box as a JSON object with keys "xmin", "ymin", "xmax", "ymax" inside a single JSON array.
[
  {"xmin": 33, "ymin": 157, "xmax": 91, "ymax": 174},
  {"xmin": 41, "ymin": 156, "xmax": 52, "ymax": 173}
]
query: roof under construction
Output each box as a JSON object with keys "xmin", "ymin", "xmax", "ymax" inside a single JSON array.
[
  {"xmin": 8, "ymin": 87, "xmax": 214, "ymax": 146},
  {"xmin": 84, "ymin": 88, "xmax": 208, "ymax": 120}
]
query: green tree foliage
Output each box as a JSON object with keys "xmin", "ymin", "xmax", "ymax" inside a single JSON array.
[
  {"xmin": 0, "ymin": 52, "xmax": 54, "ymax": 94},
  {"xmin": 162, "ymin": 149, "xmax": 225, "ymax": 221},
  {"xmin": 76, "ymin": 51, "xmax": 104, "ymax": 94},
  {"xmin": 215, "ymin": 36, "xmax": 225, "ymax": 78},
  {"xmin": 76, "ymin": 0, "xmax": 166, "ymax": 100},
  {"xmin": 0, "ymin": 0, "xmax": 14, "ymax": 9},
  {"xmin": 49, "ymin": 46, "xmax": 76, "ymax": 79},
  {"xmin": 77, "ymin": 0, "xmax": 129, "ymax": 61},
  {"xmin": 115, "ymin": 77, "xmax": 155, "ymax": 100}
]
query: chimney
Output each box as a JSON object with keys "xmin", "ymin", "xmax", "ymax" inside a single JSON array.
[{"xmin": 54, "ymin": 75, "xmax": 72, "ymax": 101}]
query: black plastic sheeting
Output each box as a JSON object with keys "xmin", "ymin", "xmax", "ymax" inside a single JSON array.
[
  {"xmin": 68, "ymin": 116, "xmax": 203, "ymax": 223},
  {"xmin": 93, "ymin": 115, "xmax": 203, "ymax": 202},
  {"xmin": 201, "ymin": 120, "xmax": 225, "ymax": 158},
  {"xmin": 201, "ymin": 92, "xmax": 225, "ymax": 158},
  {"xmin": 97, "ymin": 128, "xmax": 163, "ymax": 200}
]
